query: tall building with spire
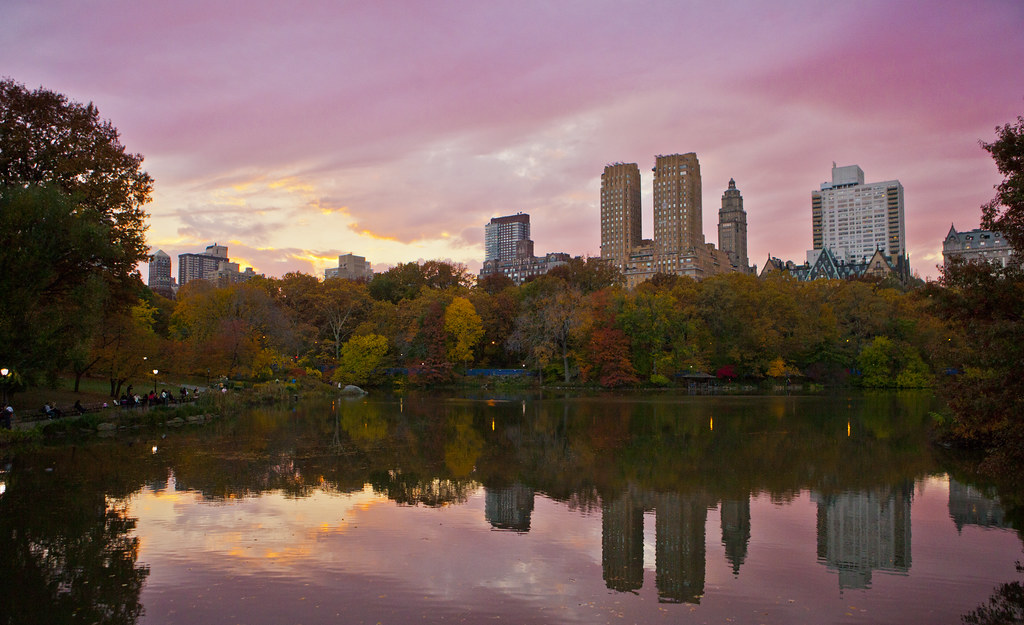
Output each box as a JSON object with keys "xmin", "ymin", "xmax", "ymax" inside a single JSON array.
[{"xmin": 718, "ymin": 179, "xmax": 750, "ymax": 272}]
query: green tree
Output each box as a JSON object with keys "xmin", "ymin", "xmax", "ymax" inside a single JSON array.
[
  {"xmin": 0, "ymin": 186, "xmax": 116, "ymax": 387},
  {"xmin": 929, "ymin": 114, "xmax": 1024, "ymax": 474},
  {"xmin": 0, "ymin": 80, "xmax": 152, "ymax": 390},
  {"xmin": 0, "ymin": 79, "xmax": 151, "ymax": 288},
  {"xmin": 980, "ymin": 115, "xmax": 1024, "ymax": 253}
]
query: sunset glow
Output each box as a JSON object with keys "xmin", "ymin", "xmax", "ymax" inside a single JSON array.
[{"xmin": 5, "ymin": 1, "xmax": 1023, "ymax": 280}]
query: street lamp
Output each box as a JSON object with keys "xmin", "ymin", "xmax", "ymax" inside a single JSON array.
[
  {"xmin": 0, "ymin": 368, "xmax": 9, "ymax": 405},
  {"xmin": 152, "ymin": 369, "xmax": 159, "ymax": 394}
]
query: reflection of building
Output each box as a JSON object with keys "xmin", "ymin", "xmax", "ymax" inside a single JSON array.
[
  {"xmin": 948, "ymin": 478, "xmax": 1009, "ymax": 532},
  {"xmin": 942, "ymin": 225, "xmax": 1016, "ymax": 268},
  {"xmin": 325, "ymin": 253, "xmax": 373, "ymax": 280},
  {"xmin": 720, "ymin": 498, "xmax": 750, "ymax": 576},
  {"xmin": 148, "ymin": 249, "xmax": 175, "ymax": 298},
  {"xmin": 813, "ymin": 484, "xmax": 912, "ymax": 589},
  {"xmin": 601, "ymin": 491, "xmax": 645, "ymax": 592},
  {"xmin": 655, "ymin": 493, "xmax": 707, "ymax": 604},
  {"xmin": 485, "ymin": 484, "xmax": 535, "ymax": 532}
]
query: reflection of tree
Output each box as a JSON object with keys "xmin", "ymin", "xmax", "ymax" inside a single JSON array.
[
  {"xmin": 368, "ymin": 469, "xmax": 478, "ymax": 507},
  {"xmin": 0, "ymin": 448, "xmax": 151, "ymax": 625},
  {"xmin": 962, "ymin": 562, "xmax": 1024, "ymax": 625}
]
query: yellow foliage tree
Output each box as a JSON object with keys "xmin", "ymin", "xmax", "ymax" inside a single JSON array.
[{"xmin": 443, "ymin": 296, "xmax": 483, "ymax": 368}]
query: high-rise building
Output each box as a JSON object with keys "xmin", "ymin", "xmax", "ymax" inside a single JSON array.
[
  {"xmin": 148, "ymin": 250, "xmax": 174, "ymax": 297},
  {"xmin": 718, "ymin": 179, "xmax": 749, "ymax": 272},
  {"xmin": 599, "ymin": 153, "xmax": 736, "ymax": 286},
  {"xmin": 600, "ymin": 163, "xmax": 643, "ymax": 273},
  {"xmin": 480, "ymin": 213, "xmax": 572, "ymax": 285},
  {"xmin": 485, "ymin": 214, "xmax": 531, "ymax": 263},
  {"xmin": 653, "ymin": 153, "xmax": 703, "ymax": 266},
  {"xmin": 178, "ymin": 243, "xmax": 230, "ymax": 287},
  {"xmin": 325, "ymin": 253, "xmax": 373, "ymax": 280},
  {"xmin": 812, "ymin": 164, "xmax": 905, "ymax": 264}
]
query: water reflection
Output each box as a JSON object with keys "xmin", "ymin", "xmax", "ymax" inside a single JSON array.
[
  {"xmin": 0, "ymin": 391, "xmax": 1021, "ymax": 624},
  {"xmin": 812, "ymin": 484, "xmax": 912, "ymax": 589}
]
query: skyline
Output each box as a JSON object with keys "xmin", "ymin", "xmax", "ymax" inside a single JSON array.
[{"xmin": 5, "ymin": 1, "xmax": 1023, "ymax": 281}]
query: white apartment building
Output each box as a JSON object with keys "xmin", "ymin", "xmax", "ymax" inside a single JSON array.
[{"xmin": 811, "ymin": 164, "xmax": 905, "ymax": 264}]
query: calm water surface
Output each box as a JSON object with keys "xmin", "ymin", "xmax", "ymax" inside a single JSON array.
[{"xmin": 1, "ymin": 391, "xmax": 1021, "ymax": 624}]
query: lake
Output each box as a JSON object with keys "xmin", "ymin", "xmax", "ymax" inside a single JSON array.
[{"xmin": 1, "ymin": 391, "xmax": 1020, "ymax": 624}]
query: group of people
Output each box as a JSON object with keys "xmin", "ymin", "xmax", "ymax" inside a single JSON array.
[
  {"xmin": 116, "ymin": 386, "xmax": 196, "ymax": 409},
  {"xmin": 0, "ymin": 386, "xmax": 204, "ymax": 431}
]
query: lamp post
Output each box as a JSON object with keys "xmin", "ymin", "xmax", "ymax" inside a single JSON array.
[
  {"xmin": 0, "ymin": 367, "xmax": 9, "ymax": 405},
  {"xmin": 152, "ymin": 369, "xmax": 159, "ymax": 394}
]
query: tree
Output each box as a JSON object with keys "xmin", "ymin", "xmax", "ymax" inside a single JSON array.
[
  {"xmin": 0, "ymin": 80, "xmax": 152, "ymax": 390},
  {"xmin": 333, "ymin": 334, "xmax": 389, "ymax": 387},
  {"xmin": 443, "ymin": 297, "xmax": 483, "ymax": 368},
  {"xmin": 929, "ymin": 114, "xmax": 1024, "ymax": 475},
  {"xmin": 0, "ymin": 186, "xmax": 115, "ymax": 387},
  {"xmin": 0, "ymin": 79, "xmax": 152, "ymax": 285},
  {"xmin": 980, "ymin": 116, "xmax": 1024, "ymax": 253},
  {"xmin": 508, "ymin": 276, "xmax": 585, "ymax": 383}
]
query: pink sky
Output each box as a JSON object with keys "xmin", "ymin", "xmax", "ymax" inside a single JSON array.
[{"xmin": 5, "ymin": 0, "xmax": 1023, "ymax": 280}]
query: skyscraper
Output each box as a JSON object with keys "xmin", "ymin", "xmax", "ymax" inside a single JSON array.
[
  {"xmin": 178, "ymin": 243, "xmax": 230, "ymax": 286},
  {"xmin": 148, "ymin": 249, "xmax": 174, "ymax": 297},
  {"xmin": 600, "ymin": 163, "xmax": 643, "ymax": 273},
  {"xmin": 718, "ymin": 179, "xmax": 749, "ymax": 271},
  {"xmin": 484, "ymin": 213, "xmax": 531, "ymax": 263},
  {"xmin": 812, "ymin": 164, "xmax": 905, "ymax": 264},
  {"xmin": 653, "ymin": 153, "xmax": 703, "ymax": 272},
  {"xmin": 599, "ymin": 152, "xmax": 737, "ymax": 285}
]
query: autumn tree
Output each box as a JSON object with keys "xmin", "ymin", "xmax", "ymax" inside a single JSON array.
[
  {"xmin": 333, "ymin": 334, "xmax": 389, "ymax": 387},
  {"xmin": 92, "ymin": 301, "xmax": 159, "ymax": 398},
  {"xmin": 443, "ymin": 296, "xmax": 484, "ymax": 369},
  {"xmin": 508, "ymin": 276, "xmax": 586, "ymax": 383}
]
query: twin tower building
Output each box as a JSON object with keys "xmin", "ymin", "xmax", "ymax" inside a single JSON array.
[
  {"xmin": 601, "ymin": 153, "xmax": 750, "ymax": 286},
  {"xmin": 482, "ymin": 152, "xmax": 750, "ymax": 286}
]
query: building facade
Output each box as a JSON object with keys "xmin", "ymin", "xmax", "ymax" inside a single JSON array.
[
  {"xmin": 812, "ymin": 164, "xmax": 905, "ymax": 265},
  {"xmin": 148, "ymin": 249, "xmax": 175, "ymax": 298},
  {"xmin": 718, "ymin": 178, "xmax": 750, "ymax": 273},
  {"xmin": 599, "ymin": 153, "xmax": 739, "ymax": 287},
  {"xmin": 485, "ymin": 214, "xmax": 531, "ymax": 263},
  {"xmin": 480, "ymin": 213, "xmax": 571, "ymax": 285},
  {"xmin": 178, "ymin": 243, "xmax": 229, "ymax": 287},
  {"xmin": 325, "ymin": 253, "xmax": 374, "ymax": 280},
  {"xmin": 942, "ymin": 225, "xmax": 1015, "ymax": 268},
  {"xmin": 178, "ymin": 243, "xmax": 259, "ymax": 287},
  {"xmin": 600, "ymin": 163, "xmax": 643, "ymax": 274}
]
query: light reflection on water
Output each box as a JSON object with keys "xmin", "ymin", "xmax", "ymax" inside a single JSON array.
[{"xmin": 1, "ymin": 391, "xmax": 1022, "ymax": 624}]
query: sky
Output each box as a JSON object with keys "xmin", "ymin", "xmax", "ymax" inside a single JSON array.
[{"xmin": 5, "ymin": 1, "xmax": 1024, "ymax": 282}]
